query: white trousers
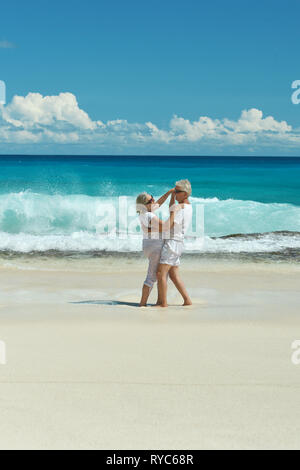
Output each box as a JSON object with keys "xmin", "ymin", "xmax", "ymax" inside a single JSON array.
[{"xmin": 143, "ymin": 239, "xmax": 164, "ymax": 288}]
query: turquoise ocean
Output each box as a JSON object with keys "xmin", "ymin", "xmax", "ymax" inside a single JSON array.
[{"xmin": 0, "ymin": 155, "xmax": 299, "ymax": 263}]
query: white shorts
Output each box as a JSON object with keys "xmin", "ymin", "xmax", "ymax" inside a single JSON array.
[
  {"xmin": 160, "ymin": 240, "xmax": 184, "ymax": 267},
  {"xmin": 143, "ymin": 239, "xmax": 164, "ymax": 288}
]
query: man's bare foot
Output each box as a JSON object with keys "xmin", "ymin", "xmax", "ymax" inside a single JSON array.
[
  {"xmin": 155, "ymin": 303, "xmax": 168, "ymax": 308},
  {"xmin": 183, "ymin": 300, "xmax": 193, "ymax": 306},
  {"xmin": 139, "ymin": 303, "xmax": 147, "ymax": 307}
]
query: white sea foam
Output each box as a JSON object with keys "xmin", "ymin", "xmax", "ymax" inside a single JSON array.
[
  {"xmin": 0, "ymin": 191, "xmax": 299, "ymax": 254},
  {"xmin": 0, "ymin": 230, "xmax": 299, "ymax": 255}
]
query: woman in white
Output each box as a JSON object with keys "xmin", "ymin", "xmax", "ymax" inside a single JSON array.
[{"xmin": 136, "ymin": 189, "xmax": 175, "ymax": 307}]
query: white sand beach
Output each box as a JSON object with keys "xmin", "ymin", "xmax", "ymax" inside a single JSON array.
[{"xmin": 0, "ymin": 258, "xmax": 300, "ymax": 450}]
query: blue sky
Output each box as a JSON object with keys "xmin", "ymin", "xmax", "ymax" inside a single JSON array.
[{"xmin": 0, "ymin": 0, "xmax": 300, "ymax": 155}]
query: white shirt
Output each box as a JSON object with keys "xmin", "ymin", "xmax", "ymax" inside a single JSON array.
[
  {"xmin": 139, "ymin": 212, "xmax": 161, "ymax": 240},
  {"xmin": 171, "ymin": 204, "xmax": 193, "ymax": 242}
]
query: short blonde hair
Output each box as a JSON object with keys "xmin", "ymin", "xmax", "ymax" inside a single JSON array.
[
  {"xmin": 136, "ymin": 192, "xmax": 149, "ymax": 214},
  {"xmin": 176, "ymin": 179, "xmax": 192, "ymax": 197}
]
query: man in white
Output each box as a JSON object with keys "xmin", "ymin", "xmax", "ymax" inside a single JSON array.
[{"xmin": 156, "ymin": 179, "xmax": 193, "ymax": 308}]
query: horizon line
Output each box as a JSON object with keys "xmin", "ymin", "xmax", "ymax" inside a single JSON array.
[{"xmin": 0, "ymin": 154, "xmax": 300, "ymax": 158}]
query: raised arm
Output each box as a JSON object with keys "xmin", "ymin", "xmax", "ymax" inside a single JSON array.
[
  {"xmin": 156, "ymin": 188, "xmax": 175, "ymax": 208},
  {"xmin": 169, "ymin": 190, "xmax": 176, "ymax": 210}
]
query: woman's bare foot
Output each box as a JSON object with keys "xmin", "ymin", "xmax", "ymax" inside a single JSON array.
[
  {"xmin": 183, "ymin": 299, "xmax": 193, "ymax": 306},
  {"xmin": 155, "ymin": 303, "xmax": 168, "ymax": 308}
]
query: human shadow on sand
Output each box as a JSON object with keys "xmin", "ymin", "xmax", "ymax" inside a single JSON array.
[{"xmin": 70, "ymin": 300, "xmax": 140, "ymax": 307}]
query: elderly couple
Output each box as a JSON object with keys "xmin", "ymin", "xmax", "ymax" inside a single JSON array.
[{"xmin": 136, "ymin": 179, "xmax": 193, "ymax": 308}]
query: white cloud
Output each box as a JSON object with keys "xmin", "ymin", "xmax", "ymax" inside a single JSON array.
[
  {"xmin": 2, "ymin": 92, "xmax": 96, "ymax": 130},
  {"xmin": 0, "ymin": 92, "xmax": 298, "ymax": 152},
  {"xmin": 145, "ymin": 122, "xmax": 172, "ymax": 143},
  {"xmin": 169, "ymin": 115, "xmax": 223, "ymax": 141},
  {"xmin": 0, "ymin": 40, "xmax": 15, "ymax": 48},
  {"xmin": 224, "ymin": 108, "xmax": 291, "ymax": 133}
]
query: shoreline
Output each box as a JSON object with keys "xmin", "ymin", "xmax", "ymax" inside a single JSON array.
[{"xmin": 1, "ymin": 250, "xmax": 300, "ymax": 273}]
